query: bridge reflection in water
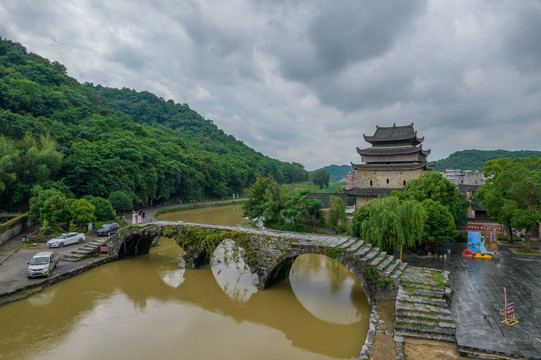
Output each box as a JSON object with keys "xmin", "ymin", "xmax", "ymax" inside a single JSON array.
[{"xmin": 0, "ymin": 237, "xmax": 369, "ymax": 360}]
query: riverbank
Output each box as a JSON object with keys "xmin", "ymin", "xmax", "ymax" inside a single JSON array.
[{"xmin": 0, "ymin": 255, "xmax": 113, "ymax": 307}]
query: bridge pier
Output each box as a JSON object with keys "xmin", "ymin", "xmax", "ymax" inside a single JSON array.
[{"xmin": 259, "ymin": 255, "xmax": 298, "ymax": 289}]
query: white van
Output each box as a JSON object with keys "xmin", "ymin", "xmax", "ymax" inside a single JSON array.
[{"xmin": 27, "ymin": 251, "xmax": 58, "ymax": 278}]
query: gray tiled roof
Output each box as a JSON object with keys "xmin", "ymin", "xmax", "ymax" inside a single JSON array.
[
  {"xmin": 351, "ymin": 162, "xmax": 430, "ymax": 171},
  {"xmin": 363, "ymin": 123, "xmax": 424, "ymax": 144},
  {"xmin": 357, "ymin": 145, "xmax": 431, "ymax": 157}
]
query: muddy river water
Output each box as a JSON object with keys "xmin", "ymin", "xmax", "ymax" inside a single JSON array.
[{"xmin": 0, "ymin": 205, "xmax": 370, "ymax": 360}]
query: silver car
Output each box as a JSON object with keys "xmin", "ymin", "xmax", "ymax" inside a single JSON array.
[
  {"xmin": 27, "ymin": 251, "xmax": 58, "ymax": 278},
  {"xmin": 47, "ymin": 232, "xmax": 85, "ymax": 248}
]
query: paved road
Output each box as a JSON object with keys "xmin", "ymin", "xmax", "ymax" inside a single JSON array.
[
  {"xmin": 403, "ymin": 245, "xmax": 541, "ymax": 360},
  {"xmin": 0, "ymin": 233, "xmax": 104, "ymax": 298}
]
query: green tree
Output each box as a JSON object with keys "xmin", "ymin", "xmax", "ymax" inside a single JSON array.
[
  {"xmin": 261, "ymin": 181, "xmax": 284, "ymax": 226},
  {"xmin": 70, "ymin": 198, "xmax": 96, "ymax": 227},
  {"xmin": 350, "ymin": 201, "xmax": 373, "ymax": 237},
  {"xmin": 304, "ymin": 196, "xmax": 324, "ymax": 224},
  {"xmin": 281, "ymin": 189, "xmax": 324, "ymax": 229},
  {"xmin": 41, "ymin": 194, "xmax": 70, "ymax": 225},
  {"xmin": 243, "ymin": 175, "xmax": 277, "ymax": 221},
  {"xmin": 325, "ymin": 196, "xmax": 347, "ymax": 230},
  {"xmin": 85, "ymin": 196, "xmax": 115, "ymax": 220},
  {"xmin": 476, "ymin": 157, "xmax": 541, "ymax": 250},
  {"xmin": 0, "ymin": 136, "xmax": 18, "ymax": 197},
  {"xmin": 420, "ymin": 199, "xmax": 457, "ymax": 243},
  {"xmin": 108, "ymin": 191, "xmax": 133, "ymax": 213},
  {"xmin": 395, "ymin": 171, "xmax": 468, "ymax": 226},
  {"xmin": 361, "ymin": 196, "xmax": 426, "ymax": 260},
  {"xmin": 28, "ymin": 188, "xmax": 65, "ymax": 222},
  {"xmin": 312, "ymin": 169, "xmax": 330, "ymax": 189}
]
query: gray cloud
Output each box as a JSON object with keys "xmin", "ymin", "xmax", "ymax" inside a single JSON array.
[{"xmin": 0, "ymin": 0, "xmax": 540, "ymax": 169}]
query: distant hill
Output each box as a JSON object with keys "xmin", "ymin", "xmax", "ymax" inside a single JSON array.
[
  {"xmin": 311, "ymin": 164, "xmax": 353, "ymax": 182},
  {"xmin": 433, "ymin": 150, "xmax": 541, "ymax": 172}
]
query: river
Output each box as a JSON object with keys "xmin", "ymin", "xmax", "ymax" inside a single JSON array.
[{"xmin": 0, "ymin": 204, "xmax": 370, "ymax": 360}]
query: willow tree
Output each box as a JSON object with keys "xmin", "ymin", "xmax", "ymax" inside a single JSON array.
[{"xmin": 361, "ymin": 196, "xmax": 426, "ymax": 260}]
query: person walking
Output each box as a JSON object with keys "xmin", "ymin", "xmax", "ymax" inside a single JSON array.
[
  {"xmin": 132, "ymin": 210, "xmax": 136, "ymax": 224},
  {"xmin": 142, "ymin": 211, "xmax": 146, "ymax": 224}
]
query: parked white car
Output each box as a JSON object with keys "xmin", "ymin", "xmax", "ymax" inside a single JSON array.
[
  {"xmin": 47, "ymin": 232, "xmax": 85, "ymax": 248},
  {"xmin": 27, "ymin": 251, "xmax": 58, "ymax": 278}
]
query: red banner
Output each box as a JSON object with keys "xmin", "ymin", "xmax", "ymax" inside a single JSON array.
[{"xmin": 458, "ymin": 224, "xmax": 503, "ymax": 231}]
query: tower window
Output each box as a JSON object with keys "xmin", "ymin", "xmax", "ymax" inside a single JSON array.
[
  {"xmin": 386, "ymin": 179, "xmax": 389, "ymax": 184},
  {"xmin": 370, "ymin": 180, "xmax": 373, "ymax": 186},
  {"xmin": 403, "ymin": 180, "xmax": 406, "ymax": 186}
]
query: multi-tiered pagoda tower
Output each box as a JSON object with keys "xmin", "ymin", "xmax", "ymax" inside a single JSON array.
[{"xmin": 344, "ymin": 123, "xmax": 434, "ymax": 208}]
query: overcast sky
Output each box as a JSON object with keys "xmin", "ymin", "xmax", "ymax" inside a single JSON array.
[{"xmin": 1, "ymin": 1, "xmax": 540, "ymax": 170}]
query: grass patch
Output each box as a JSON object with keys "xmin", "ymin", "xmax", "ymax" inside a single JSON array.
[
  {"xmin": 429, "ymin": 271, "xmax": 446, "ymax": 290},
  {"xmin": 288, "ymin": 181, "xmax": 346, "ymax": 194},
  {"xmin": 154, "ymin": 200, "xmax": 245, "ymax": 217}
]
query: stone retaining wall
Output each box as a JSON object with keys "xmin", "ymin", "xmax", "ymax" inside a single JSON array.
[{"xmin": 0, "ymin": 215, "xmax": 31, "ymax": 246}]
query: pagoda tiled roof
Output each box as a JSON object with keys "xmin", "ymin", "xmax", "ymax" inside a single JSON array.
[
  {"xmin": 357, "ymin": 145, "xmax": 431, "ymax": 157},
  {"xmin": 343, "ymin": 187, "xmax": 402, "ymax": 197},
  {"xmin": 351, "ymin": 162, "xmax": 430, "ymax": 171},
  {"xmin": 363, "ymin": 123, "xmax": 424, "ymax": 145}
]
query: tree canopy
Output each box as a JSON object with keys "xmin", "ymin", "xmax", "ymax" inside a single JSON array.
[
  {"xmin": 394, "ymin": 171, "xmax": 468, "ymax": 227},
  {"xmin": 476, "ymin": 157, "xmax": 541, "ymax": 250},
  {"xmin": 243, "ymin": 175, "xmax": 323, "ymax": 229},
  {"xmin": 311, "ymin": 169, "xmax": 330, "ymax": 189}
]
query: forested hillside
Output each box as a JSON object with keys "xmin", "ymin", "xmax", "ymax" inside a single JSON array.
[
  {"xmin": 433, "ymin": 150, "xmax": 541, "ymax": 172},
  {"xmin": 311, "ymin": 164, "xmax": 353, "ymax": 182},
  {"xmin": 0, "ymin": 37, "xmax": 307, "ymax": 211}
]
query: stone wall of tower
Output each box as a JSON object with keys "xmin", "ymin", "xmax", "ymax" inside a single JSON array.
[{"xmin": 353, "ymin": 168, "xmax": 426, "ymax": 189}]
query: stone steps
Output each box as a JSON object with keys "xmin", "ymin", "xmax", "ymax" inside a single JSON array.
[
  {"xmin": 339, "ymin": 238, "xmax": 358, "ymax": 249},
  {"xmin": 364, "ymin": 249, "xmax": 380, "ymax": 262},
  {"xmin": 369, "ymin": 252, "xmax": 387, "ymax": 267},
  {"xmin": 346, "ymin": 240, "xmax": 365, "ymax": 253},
  {"xmin": 383, "ymin": 259, "xmax": 401, "ymax": 276},
  {"xmin": 395, "ymin": 309, "xmax": 454, "ymax": 323},
  {"xmin": 354, "ymin": 245, "xmax": 372, "ymax": 257},
  {"xmin": 376, "ymin": 255, "xmax": 394, "ymax": 272},
  {"xmin": 390, "ymin": 262, "xmax": 407, "ymax": 279},
  {"xmin": 397, "ymin": 289, "xmax": 448, "ymax": 307},
  {"xmin": 395, "ymin": 266, "xmax": 456, "ymax": 343},
  {"xmin": 396, "ymin": 298, "xmax": 451, "ymax": 316},
  {"xmin": 395, "ymin": 316, "xmax": 456, "ymax": 330},
  {"xmin": 62, "ymin": 239, "xmax": 108, "ymax": 262},
  {"xmin": 395, "ymin": 322, "xmax": 455, "ymax": 336},
  {"xmin": 394, "ymin": 330, "xmax": 455, "ymax": 343}
]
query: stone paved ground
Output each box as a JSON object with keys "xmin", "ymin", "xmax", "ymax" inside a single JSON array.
[{"xmin": 402, "ymin": 246, "xmax": 541, "ymax": 359}]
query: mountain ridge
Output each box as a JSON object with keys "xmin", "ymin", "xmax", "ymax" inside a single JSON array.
[{"xmin": 313, "ymin": 150, "xmax": 541, "ymax": 180}]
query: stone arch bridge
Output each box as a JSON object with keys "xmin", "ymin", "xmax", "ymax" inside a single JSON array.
[
  {"xmin": 110, "ymin": 221, "xmax": 406, "ymax": 302},
  {"xmin": 109, "ymin": 221, "xmax": 456, "ymax": 344}
]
